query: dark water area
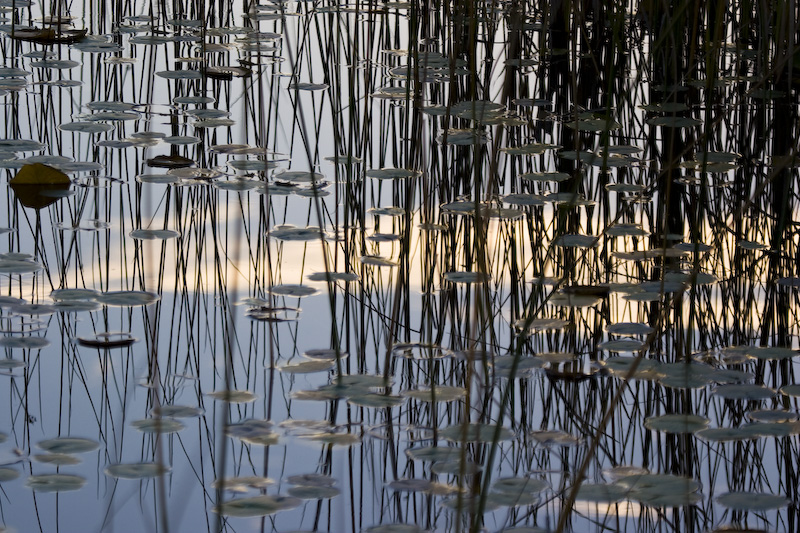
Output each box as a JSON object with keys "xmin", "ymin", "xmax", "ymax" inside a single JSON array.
[{"xmin": 0, "ymin": 0, "xmax": 797, "ymax": 532}]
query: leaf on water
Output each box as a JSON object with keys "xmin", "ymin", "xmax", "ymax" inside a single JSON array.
[
  {"xmin": 747, "ymin": 409, "xmax": 798, "ymax": 423},
  {"xmin": 286, "ymin": 473, "xmax": 336, "ymax": 486},
  {"xmin": 716, "ymin": 492, "xmax": 789, "ymax": 511},
  {"xmin": 0, "ymin": 336, "xmax": 49, "ymax": 349},
  {"xmin": 215, "ymin": 494, "xmax": 302, "ymax": 517},
  {"xmin": 97, "ymin": 290, "xmax": 160, "ymax": 306},
  {"xmin": 363, "ymin": 524, "xmax": 431, "ymax": 533},
  {"xmin": 279, "ymin": 359, "xmax": 335, "ymax": 374},
  {"xmin": 645, "ymin": 414, "xmax": 709, "ymax": 434},
  {"xmin": 268, "ymin": 284, "xmax": 319, "ymax": 297},
  {"xmin": 366, "ymin": 168, "xmax": 421, "ymax": 179},
  {"xmin": 347, "ymin": 393, "xmax": 405, "ymax": 408},
  {"xmin": 554, "ymin": 234, "xmax": 599, "ymax": 248},
  {"xmin": 212, "ymin": 476, "xmax": 274, "ymax": 493},
  {"xmin": 9, "ymin": 163, "xmax": 72, "ymax": 209},
  {"xmin": 605, "ymin": 322, "xmax": 654, "ymax": 336},
  {"xmin": 490, "ymin": 355, "xmax": 545, "ymax": 378},
  {"xmin": 131, "ymin": 418, "xmax": 184, "ymax": 434},
  {"xmin": 431, "ymin": 460, "xmax": 482, "ymax": 475},
  {"xmin": 485, "ymin": 490, "xmax": 539, "ymax": 507},
  {"xmin": 150, "ymin": 405, "xmax": 204, "ymax": 418},
  {"xmin": 50, "ymin": 288, "xmax": 100, "ymax": 301},
  {"xmin": 26, "ymin": 473, "xmax": 86, "ymax": 492},
  {"xmin": 695, "ymin": 427, "xmax": 756, "ymax": 442},
  {"xmin": 492, "ymin": 477, "xmax": 549, "ymax": 495},
  {"xmin": 0, "ymin": 467, "xmax": 18, "ymax": 481},
  {"xmin": 287, "ymin": 485, "xmax": 340, "ymax": 499},
  {"xmin": 104, "ymin": 462, "xmax": 170, "ymax": 479},
  {"xmin": 226, "ymin": 420, "xmax": 279, "ymax": 445},
  {"xmin": 646, "ymin": 116, "xmax": 702, "ymax": 128},
  {"xmin": 10, "ymin": 163, "xmax": 69, "ymax": 186},
  {"xmin": 440, "ymin": 423, "xmax": 514, "ymax": 443},
  {"xmin": 714, "ymin": 384, "xmax": 775, "ymax": 401},
  {"xmin": 307, "ymin": 271, "xmax": 359, "ymax": 282},
  {"xmin": 657, "ymin": 363, "xmax": 716, "ymax": 389},
  {"xmin": 271, "ymin": 226, "xmax": 323, "ymax": 241},
  {"xmin": 528, "ymin": 429, "xmax": 582, "ymax": 447},
  {"xmin": 405, "ymin": 446, "xmax": 462, "ymax": 462},
  {"xmin": 747, "ymin": 346, "xmax": 798, "ymax": 360},
  {"xmin": 502, "ymin": 193, "xmax": 545, "ymax": 206},
  {"xmin": 360, "ymin": 255, "xmax": 398, "ymax": 267},
  {"xmin": 0, "ymin": 259, "xmax": 44, "ymax": 273},
  {"xmin": 600, "ymin": 356, "xmax": 664, "ymax": 380},
  {"xmin": 521, "ymin": 171, "xmax": 571, "ymax": 183},
  {"xmin": 391, "ymin": 342, "xmax": 453, "ymax": 360},
  {"xmin": 403, "ymin": 386, "xmax": 466, "ymax": 402},
  {"xmin": 536, "ymin": 351, "xmax": 577, "ymax": 364},
  {"xmin": 77, "ymin": 332, "xmax": 137, "ymax": 348},
  {"xmin": 549, "ymin": 293, "xmax": 601, "ymax": 308},
  {"xmin": 443, "ymin": 271, "xmax": 488, "ymax": 283},
  {"xmin": 207, "ymin": 390, "xmax": 257, "ymax": 403},
  {"xmin": 129, "ymin": 229, "xmax": 180, "ymax": 240},
  {"xmin": 513, "ymin": 318, "xmax": 570, "ymax": 334},
  {"xmin": 575, "ymin": 483, "xmax": 628, "ymax": 503},
  {"xmin": 58, "ymin": 122, "xmax": 114, "ymax": 133},
  {"xmin": 38, "ymin": 437, "xmax": 99, "ymax": 454},
  {"xmin": 147, "ymin": 155, "xmax": 195, "ymax": 169},
  {"xmin": 780, "ymin": 383, "xmax": 800, "ymax": 397},
  {"xmin": 301, "ymin": 432, "xmax": 360, "ymax": 446},
  {"xmin": 598, "ymin": 339, "xmax": 645, "ymax": 352},
  {"xmin": 34, "ymin": 453, "xmax": 81, "ymax": 466}
]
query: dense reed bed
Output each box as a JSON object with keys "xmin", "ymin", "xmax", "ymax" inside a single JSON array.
[{"xmin": 0, "ymin": 0, "xmax": 797, "ymax": 531}]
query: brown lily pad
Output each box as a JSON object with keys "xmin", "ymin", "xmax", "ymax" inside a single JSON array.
[
  {"xmin": 10, "ymin": 164, "xmax": 71, "ymax": 209},
  {"xmin": 146, "ymin": 155, "xmax": 195, "ymax": 169}
]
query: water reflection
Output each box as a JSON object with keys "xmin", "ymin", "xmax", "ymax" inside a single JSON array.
[{"xmin": 0, "ymin": 0, "xmax": 797, "ymax": 532}]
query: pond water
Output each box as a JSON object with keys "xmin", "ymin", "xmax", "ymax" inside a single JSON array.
[{"xmin": 0, "ymin": 0, "xmax": 797, "ymax": 532}]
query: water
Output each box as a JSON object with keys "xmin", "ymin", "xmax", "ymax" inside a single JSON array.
[{"xmin": 0, "ymin": 0, "xmax": 796, "ymax": 532}]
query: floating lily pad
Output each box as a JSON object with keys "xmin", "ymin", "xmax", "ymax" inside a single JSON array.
[
  {"xmin": 97, "ymin": 291, "xmax": 160, "ymax": 306},
  {"xmin": 130, "ymin": 229, "xmax": 180, "ymax": 240},
  {"xmin": 714, "ymin": 384, "xmax": 775, "ymax": 401},
  {"xmin": 207, "ymin": 390, "xmax": 257, "ymax": 403},
  {"xmin": 645, "ymin": 414, "xmax": 709, "ymax": 434},
  {"xmin": 215, "ymin": 494, "xmax": 302, "ymax": 517},
  {"xmin": 0, "ymin": 336, "xmax": 49, "ymax": 349},
  {"xmin": 717, "ymin": 492, "xmax": 789, "ymax": 511},
  {"xmin": 26, "ymin": 473, "xmax": 86, "ymax": 492},
  {"xmin": 105, "ymin": 462, "xmax": 170, "ymax": 479},
  {"xmin": 443, "ymin": 271, "xmax": 488, "ymax": 283},
  {"xmin": 347, "ymin": 393, "xmax": 405, "ymax": 408},
  {"xmin": 280, "ymin": 359, "xmax": 335, "ymax": 373},
  {"xmin": 0, "ymin": 467, "xmax": 18, "ymax": 481},
  {"xmin": 403, "ymin": 386, "xmax": 466, "ymax": 402},
  {"xmin": 599, "ymin": 339, "xmax": 645, "ymax": 352},
  {"xmin": 131, "ymin": 418, "xmax": 184, "ymax": 434},
  {"xmin": 440, "ymin": 423, "xmax": 514, "ymax": 443},
  {"xmin": 226, "ymin": 420, "xmax": 279, "ymax": 445},
  {"xmin": 34, "ymin": 453, "xmax": 81, "ymax": 466},
  {"xmin": 38, "ymin": 437, "xmax": 99, "ymax": 454},
  {"xmin": 150, "ymin": 405, "xmax": 204, "ymax": 418},
  {"xmin": 301, "ymin": 432, "xmax": 360, "ymax": 445}
]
